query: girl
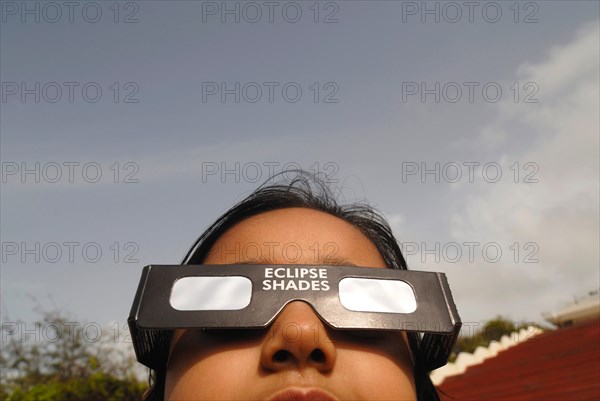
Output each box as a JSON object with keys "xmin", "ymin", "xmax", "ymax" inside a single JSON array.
[{"xmin": 131, "ymin": 171, "xmax": 459, "ymax": 401}]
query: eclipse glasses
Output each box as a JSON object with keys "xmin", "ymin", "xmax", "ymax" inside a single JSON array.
[{"xmin": 128, "ymin": 264, "xmax": 461, "ymax": 371}]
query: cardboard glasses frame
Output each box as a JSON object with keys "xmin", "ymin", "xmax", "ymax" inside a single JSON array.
[{"xmin": 128, "ymin": 264, "xmax": 462, "ymax": 371}]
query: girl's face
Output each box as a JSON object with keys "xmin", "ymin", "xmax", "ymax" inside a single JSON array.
[{"xmin": 165, "ymin": 208, "xmax": 417, "ymax": 400}]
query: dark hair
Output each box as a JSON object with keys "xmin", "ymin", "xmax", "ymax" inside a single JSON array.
[{"xmin": 143, "ymin": 171, "xmax": 440, "ymax": 401}]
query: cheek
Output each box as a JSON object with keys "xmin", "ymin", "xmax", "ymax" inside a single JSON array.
[
  {"xmin": 337, "ymin": 349, "xmax": 416, "ymax": 400},
  {"xmin": 334, "ymin": 345, "xmax": 416, "ymax": 400},
  {"xmin": 165, "ymin": 346, "xmax": 259, "ymax": 400}
]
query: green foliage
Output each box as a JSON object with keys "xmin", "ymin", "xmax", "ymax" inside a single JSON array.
[
  {"xmin": 1, "ymin": 309, "xmax": 147, "ymax": 401},
  {"xmin": 4, "ymin": 372, "xmax": 146, "ymax": 401},
  {"xmin": 449, "ymin": 315, "xmax": 547, "ymax": 362}
]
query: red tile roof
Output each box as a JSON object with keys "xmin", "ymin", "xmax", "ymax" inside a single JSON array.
[{"xmin": 439, "ymin": 318, "xmax": 600, "ymax": 401}]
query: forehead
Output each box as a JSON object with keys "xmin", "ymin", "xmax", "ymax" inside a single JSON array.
[{"xmin": 204, "ymin": 207, "xmax": 387, "ymax": 268}]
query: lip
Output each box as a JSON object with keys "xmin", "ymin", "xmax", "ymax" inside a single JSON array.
[{"xmin": 266, "ymin": 388, "xmax": 339, "ymax": 401}]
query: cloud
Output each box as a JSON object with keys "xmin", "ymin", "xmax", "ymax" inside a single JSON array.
[{"xmin": 446, "ymin": 20, "xmax": 600, "ymax": 323}]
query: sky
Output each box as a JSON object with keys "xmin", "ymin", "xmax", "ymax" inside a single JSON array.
[{"xmin": 1, "ymin": 0, "xmax": 599, "ymax": 353}]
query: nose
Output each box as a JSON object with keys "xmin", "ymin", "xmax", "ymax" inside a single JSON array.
[{"xmin": 260, "ymin": 301, "xmax": 336, "ymax": 373}]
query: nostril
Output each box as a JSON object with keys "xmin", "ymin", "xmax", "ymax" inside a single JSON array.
[
  {"xmin": 273, "ymin": 350, "xmax": 290, "ymax": 363},
  {"xmin": 310, "ymin": 348, "xmax": 326, "ymax": 363}
]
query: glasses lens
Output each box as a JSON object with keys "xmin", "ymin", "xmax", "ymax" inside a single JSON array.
[
  {"xmin": 338, "ymin": 277, "xmax": 417, "ymax": 313},
  {"xmin": 170, "ymin": 276, "xmax": 252, "ymax": 311}
]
